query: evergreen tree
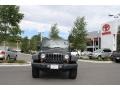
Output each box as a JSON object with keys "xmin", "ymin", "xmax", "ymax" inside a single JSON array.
[
  {"xmin": 49, "ymin": 23, "xmax": 61, "ymax": 40},
  {"xmin": 69, "ymin": 17, "xmax": 87, "ymax": 51}
]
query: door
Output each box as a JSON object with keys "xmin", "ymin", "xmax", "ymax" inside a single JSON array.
[{"xmin": 102, "ymin": 49, "xmax": 112, "ymax": 58}]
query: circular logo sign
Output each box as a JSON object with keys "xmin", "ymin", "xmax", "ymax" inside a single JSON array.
[{"xmin": 102, "ymin": 24, "xmax": 110, "ymax": 32}]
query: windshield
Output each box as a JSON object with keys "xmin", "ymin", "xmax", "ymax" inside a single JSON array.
[
  {"xmin": 94, "ymin": 49, "xmax": 102, "ymax": 53},
  {"xmin": 103, "ymin": 49, "xmax": 111, "ymax": 52},
  {"xmin": 41, "ymin": 39, "xmax": 69, "ymax": 50}
]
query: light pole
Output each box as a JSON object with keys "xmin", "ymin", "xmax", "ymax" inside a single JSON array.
[
  {"xmin": 38, "ymin": 32, "xmax": 44, "ymax": 48},
  {"xmin": 108, "ymin": 13, "xmax": 120, "ymax": 51},
  {"xmin": 16, "ymin": 40, "xmax": 20, "ymax": 51},
  {"xmin": 98, "ymin": 30, "xmax": 100, "ymax": 49},
  {"xmin": 39, "ymin": 32, "xmax": 43, "ymax": 43},
  {"xmin": 92, "ymin": 37, "xmax": 94, "ymax": 52}
]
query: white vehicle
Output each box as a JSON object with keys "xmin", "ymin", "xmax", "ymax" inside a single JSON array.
[
  {"xmin": 0, "ymin": 46, "xmax": 17, "ymax": 60},
  {"xmin": 81, "ymin": 51, "xmax": 92, "ymax": 56},
  {"xmin": 89, "ymin": 48, "xmax": 112, "ymax": 60},
  {"xmin": 71, "ymin": 49, "xmax": 81, "ymax": 56}
]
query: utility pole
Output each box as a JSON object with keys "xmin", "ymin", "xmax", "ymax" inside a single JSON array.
[
  {"xmin": 98, "ymin": 30, "xmax": 100, "ymax": 49},
  {"xmin": 29, "ymin": 39, "xmax": 31, "ymax": 53},
  {"xmin": 16, "ymin": 40, "xmax": 19, "ymax": 51},
  {"xmin": 109, "ymin": 13, "xmax": 120, "ymax": 51},
  {"xmin": 4, "ymin": 41, "xmax": 7, "ymax": 60},
  {"xmin": 92, "ymin": 38, "xmax": 95, "ymax": 52},
  {"xmin": 39, "ymin": 32, "xmax": 44, "ymax": 43},
  {"xmin": 40, "ymin": 32, "xmax": 42, "ymax": 43}
]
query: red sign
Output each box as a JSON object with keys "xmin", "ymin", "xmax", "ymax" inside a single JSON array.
[{"xmin": 102, "ymin": 24, "xmax": 111, "ymax": 35}]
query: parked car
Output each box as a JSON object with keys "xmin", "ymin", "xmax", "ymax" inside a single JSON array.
[
  {"xmin": 71, "ymin": 49, "xmax": 81, "ymax": 57},
  {"xmin": 89, "ymin": 48, "xmax": 112, "ymax": 60},
  {"xmin": 0, "ymin": 46, "xmax": 17, "ymax": 60},
  {"xmin": 81, "ymin": 51, "xmax": 92, "ymax": 56},
  {"xmin": 111, "ymin": 51, "xmax": 120, "ymax": 63}
]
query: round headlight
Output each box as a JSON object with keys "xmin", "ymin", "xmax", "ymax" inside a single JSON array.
[
  {"xmin": 64, "ymin": 55, "xmax": 69, "ymax": 59},
  {"xmin": 41, "ymin": 54, "xmax": 45, "ymax": 58}
]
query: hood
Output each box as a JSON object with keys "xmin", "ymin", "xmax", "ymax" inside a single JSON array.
[{"xmin": 40, "ymin": 48, "xmax": 69, "ymax": 54}]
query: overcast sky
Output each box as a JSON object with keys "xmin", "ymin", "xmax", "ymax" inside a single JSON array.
[{"xmin": 19, "ymin": 5, "xmax": 120, "ymax": 39}]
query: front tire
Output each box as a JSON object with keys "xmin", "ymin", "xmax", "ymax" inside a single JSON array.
[
  {"xmin": 98, "ymin": 56, "xmax": 102, "ymax": 60},
  {"xmin": 69, "ymin": 68, "xmax": 77, "ymax": 79},
  {"xmin": 32, "ymin": 67, "xmax": 39, "ymax": 78}
]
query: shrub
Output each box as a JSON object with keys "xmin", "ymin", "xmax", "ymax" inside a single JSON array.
[
  {"xmin": 15, "ymin": 60, "xmax": 26, "ymax": 64},
  {"xmin": 7, "ymin": 60, "xmax": 16, "ymax": 63}
]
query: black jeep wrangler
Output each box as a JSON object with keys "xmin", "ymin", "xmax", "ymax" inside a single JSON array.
[{"xmin": 32, "ymin": 39, "xmax": 78, "ymax": 79}]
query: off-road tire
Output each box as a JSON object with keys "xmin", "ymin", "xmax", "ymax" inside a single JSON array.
[
  {"xmin": 69, "ymin": 68, "xmax": 77, "ymax": 79},
  {"xmin": 32, "ymin": 67, "xmax": 39, "ymax": 78}
]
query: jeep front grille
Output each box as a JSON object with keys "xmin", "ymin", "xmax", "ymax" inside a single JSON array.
[{"xmin": 45, "ymin": 54, "xmax": 64, "ymax": 64}]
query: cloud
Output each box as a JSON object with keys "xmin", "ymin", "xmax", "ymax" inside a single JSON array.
[
  {"xmin": 20, "ymin": 6, "xmax": 74, "ymax": 27},
  {"xmin": 20, "ymin": 20, "xmax": 51, "ymax": 32},
  {"xmin": 19, "ymin": 5, "xmax": 120, "ymax": 38},
  {"xmin": 19, "ymin": 20, "xmax": 71, "ymax": 38},
  {"xmin": 20, "ymin": 20, "xmax": 71, "ymax": 32}
]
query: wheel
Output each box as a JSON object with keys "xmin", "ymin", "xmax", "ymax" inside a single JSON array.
[
  {"xmin": 89, "ymin": 56, "xmax": 92, "ymax": 59},
  {"xmin": 14, "ymin": 56, "xmax": 17, "ymax": 61},
  {"xmin": 98, "ymin": 56, "xmax": 102, "ymax": 60},
  {"xmin": 7, "ymin": 55, "xmax": 10, "ymax": 61},
  {"xmin": 69, "ymin": 68, "xmax": 77, "ymax": 79},
  {"xmin": 114, "ymin": 59, "xmax": 119, "ymax": 63},
  {"xmin": 32, "ymin": 67, "xmax": 39, "ymax": 78}
]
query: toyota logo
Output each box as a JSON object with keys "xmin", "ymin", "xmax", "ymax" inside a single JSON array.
[{"xmin": 102, "ymin": 24, "xmax": 110, "ymax": 32}]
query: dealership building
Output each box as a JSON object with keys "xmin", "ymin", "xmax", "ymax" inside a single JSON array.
[
  {"xmin": 87, "ymin": 19, "xmax": 120, "ymax": 52},
  {"xmin": 87, "ymin": 31, "xmax": 101, "ymax": 52}
]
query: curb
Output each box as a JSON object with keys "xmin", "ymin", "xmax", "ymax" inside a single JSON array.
[
  {"xmin": 78, "ymin": 59, "xmax": 113, "ymax": 63},
  {"xmin": 0, "ymin": 64, "xmax": 31, "ymax": 67},
  {"xmin": 0, "ymin": 60, "xmax": 113, "ymax": 67},
  {"xmin": 0, "ymin": 62, "xmax": 31, "ymax": 67}
]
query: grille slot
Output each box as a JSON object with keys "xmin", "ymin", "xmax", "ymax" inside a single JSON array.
[{"xmin": 45, "ymin": 54, "xmax": 64, "ymax": 64}]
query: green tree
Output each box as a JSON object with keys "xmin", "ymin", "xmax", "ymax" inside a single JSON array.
[
  {"xmin": 49, "ymin": 23, "xmax": 61, "ymax": 39},
  {"xmin": 20, "ymin": 37, "xmax": 29, "ymax": 53},
  {"xmin": 30, "ymin": 34, "xmax": 41, "ymax": 51},
  {"xmin": 0, "ymin": 5, "xmax": 24, "ymax": 44},
  {"xmin": 69, "ymin": 17, "xmax": 87, "ymax": 51}
]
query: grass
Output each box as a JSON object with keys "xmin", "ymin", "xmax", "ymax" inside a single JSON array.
[
  {"xmin": 0, "ymin": 59, "xmax": 27, "ymax": 64},
  {"xmin": 89, "ymin": 56, "xmax": 112, "ymax": 61},
  {"xmin": 15, "ymin": 60, "xmax": 26, "ymax": 64},
  {"xmin": 80, "ymin": 55, "xmax": 112, "ymax": 61}
]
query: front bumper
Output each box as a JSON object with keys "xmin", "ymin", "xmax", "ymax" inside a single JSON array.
[{"xmin": 32, "ymin": 63, "xmax": 78, "ymax": 70}]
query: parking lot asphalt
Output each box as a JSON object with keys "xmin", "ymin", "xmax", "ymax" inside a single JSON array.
[{"xmin": 0, "ymin": 61, "xmax": 120, "ymax": 85}]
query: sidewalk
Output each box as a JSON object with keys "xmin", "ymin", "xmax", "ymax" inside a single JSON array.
[
  {"xmin": 78, "ymin": 59, "xmax": 113, "ymax": 63},
  {"xmin": 0, "ymin": 62, "xmax": 31, "ymax": 67},
  {"xmin": 0, "ymin": 59, "xmax": 113, "ymax": 67}
]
